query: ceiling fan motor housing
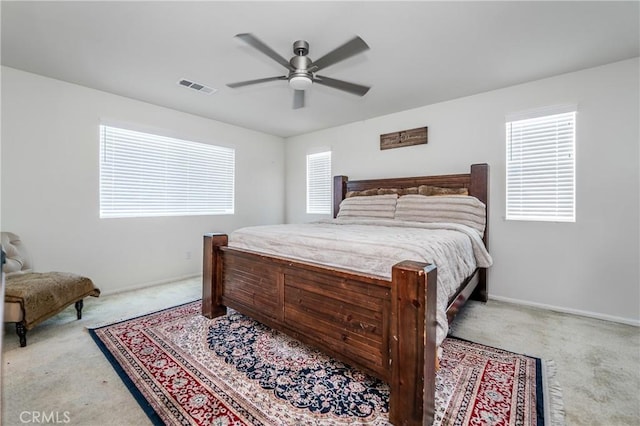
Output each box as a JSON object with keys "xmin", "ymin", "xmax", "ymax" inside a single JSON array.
[{"xmin": 290, "ymin": 55, "xmax": 312, "ymax": 72}]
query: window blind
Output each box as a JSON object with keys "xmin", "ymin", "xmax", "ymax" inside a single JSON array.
[
  {"xmin": 100, "ymin": 125, "xmax": 235, "ymax": 218},
  {"xmin": 506, "ymin": 111, "xmax": 576, "ymax": 222},
  {"xmin": 306, "ymin": 151, "xmax": 332, "ymax": 214}
]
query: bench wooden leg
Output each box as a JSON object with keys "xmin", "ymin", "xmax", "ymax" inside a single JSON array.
[
  {"xmin": 75, "ymin": 300, "xmax": 84, "ymax": 320},
  {"xmin": 16, "ymin": 322, "xmax": 27, "ymax": 347}
]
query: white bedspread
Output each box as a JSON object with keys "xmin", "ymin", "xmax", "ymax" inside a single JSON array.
[{"xmin": 229, "ymin": 218, "xmax": 493, "ymax": 345}]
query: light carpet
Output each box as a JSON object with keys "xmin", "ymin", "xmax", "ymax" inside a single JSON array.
[{"xmin": 89, "ymin": 301, "xmax": 563, "ymax": 425}]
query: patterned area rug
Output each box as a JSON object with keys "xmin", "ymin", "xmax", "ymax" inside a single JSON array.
[{"xmin": 89, "ymin": 301, "xmax": 562, "ymax": 426}]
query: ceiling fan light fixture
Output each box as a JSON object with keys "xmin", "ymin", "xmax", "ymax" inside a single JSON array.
[{"xmin": 289, "ymin": 75, "xmax": 312, "ymax": 90}]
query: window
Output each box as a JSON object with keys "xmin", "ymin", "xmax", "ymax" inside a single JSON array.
[
  {"xmin": 506, "ymin": 108, "xmax": 576, "ymax": 222},
  {"xmin": 99, "ymin": 125, "xmax": 234, "ymax": 218},
  {"xmin": 306, "ymin": 151, "xmax": 332, "ymax": 214}
]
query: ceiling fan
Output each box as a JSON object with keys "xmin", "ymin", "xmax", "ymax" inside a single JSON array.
[{"xmin": 226, "ymin": 33, "xmax": 371, "ymax": 109}]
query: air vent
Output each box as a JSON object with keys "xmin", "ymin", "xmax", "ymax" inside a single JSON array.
[{"xmin": 178, "ymin": 79, "xmax": 217, "ymax": 95}]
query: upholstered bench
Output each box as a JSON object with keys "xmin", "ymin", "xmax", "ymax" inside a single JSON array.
[{"xmin": 2, "ymin": 232, "xmax": 100, "ymax": 347}]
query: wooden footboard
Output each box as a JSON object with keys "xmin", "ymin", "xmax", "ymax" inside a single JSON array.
[{"xmin": 203, "ymin": 233, "xmax": 438, "ymax": 425}]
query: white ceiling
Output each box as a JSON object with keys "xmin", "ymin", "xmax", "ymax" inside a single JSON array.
[{"xmin": 2, "ymin": 1, "xmax": 638, "ymax": 138}]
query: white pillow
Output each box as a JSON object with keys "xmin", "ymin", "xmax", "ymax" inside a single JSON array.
[
  {"xmin": 337, "ymin": 194, "xmax": 398, "ymax": 219},
  {"xmin": 395, "ymin": 195, "xmax": 486, "ymax": 234}
]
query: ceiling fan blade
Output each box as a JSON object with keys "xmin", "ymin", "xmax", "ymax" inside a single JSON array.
[
  {"xmin": 311, "ymin": 36, "xmax": 369, "ymax": 72},
  {"xmin": 314, "ymin": 75, "xmax": 370, "ymax": 96},
  {"xmin": 227, "ymin": 76, "xmax": 287, "ymax": 88},
  {"xmin": 235, "ymin": 33, "xmax": 292, "ymax": 70},
  {"xmin": 293, "ymin": 90, "xmax": 305, "ymax": 109}
]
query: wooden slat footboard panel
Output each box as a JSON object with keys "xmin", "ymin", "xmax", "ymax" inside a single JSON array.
[
  {"xmin": 284, "ymin": 271, "xmax": 390, "ymax": 378},
  {"xmin": 218, "ymin": 247, "xmax": 392, "ymax": 381},
  {"xmin": 222, "ymin": 254, "xmax": 281, "ymax": 321}
]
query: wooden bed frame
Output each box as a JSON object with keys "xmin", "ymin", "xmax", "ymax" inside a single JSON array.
[{"xmin": 202, "ymin": 163, "xmax": 489, "ymax": 425}]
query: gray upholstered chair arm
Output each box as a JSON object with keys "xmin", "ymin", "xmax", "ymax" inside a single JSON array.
[{"xmin": 1, "ymin": 232, "xmax": 33, "ymax": 275}]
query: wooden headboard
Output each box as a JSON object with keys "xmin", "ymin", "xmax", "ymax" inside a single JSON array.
[{"xmin": 333, "ymin": 163, "xmax": 489, "ymax": 245}]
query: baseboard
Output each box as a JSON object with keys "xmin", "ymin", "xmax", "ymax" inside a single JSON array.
[
  {"xmin": 489, "ymin": 295, "xmax": 640, "ymax": 327},
  {"xmin": 99, "ymin": 274, "xmax": 200, "ymax": 296}
]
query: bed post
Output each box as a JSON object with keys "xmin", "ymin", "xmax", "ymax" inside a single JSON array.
[
  {"xmin": 333, "ymin": 175, "xmax": 348, "ymax": 218},
  {"xmin": 469, "ymin": 163, "xmax": 489, "ymax": 302},
  {"xmin": 202, "ymin": 233, "xmax": 228, "ymax": 319},
  {"xmin": 390, "ymin": 261, "xmax": 437, "ymax": 426}
]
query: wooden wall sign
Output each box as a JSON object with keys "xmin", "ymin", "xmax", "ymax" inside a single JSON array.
[{"xmin": 380, "ymin": 126, "xmax": 428, "ymax": 150}]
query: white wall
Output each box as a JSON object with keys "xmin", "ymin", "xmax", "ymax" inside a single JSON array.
[
  {"xmin": 285, "ymin": 58, "xmax": 640, "ymax": 324},
  {"xmin": 1, "ymin": 67, "xmax": 285, "ymax": 294}
]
